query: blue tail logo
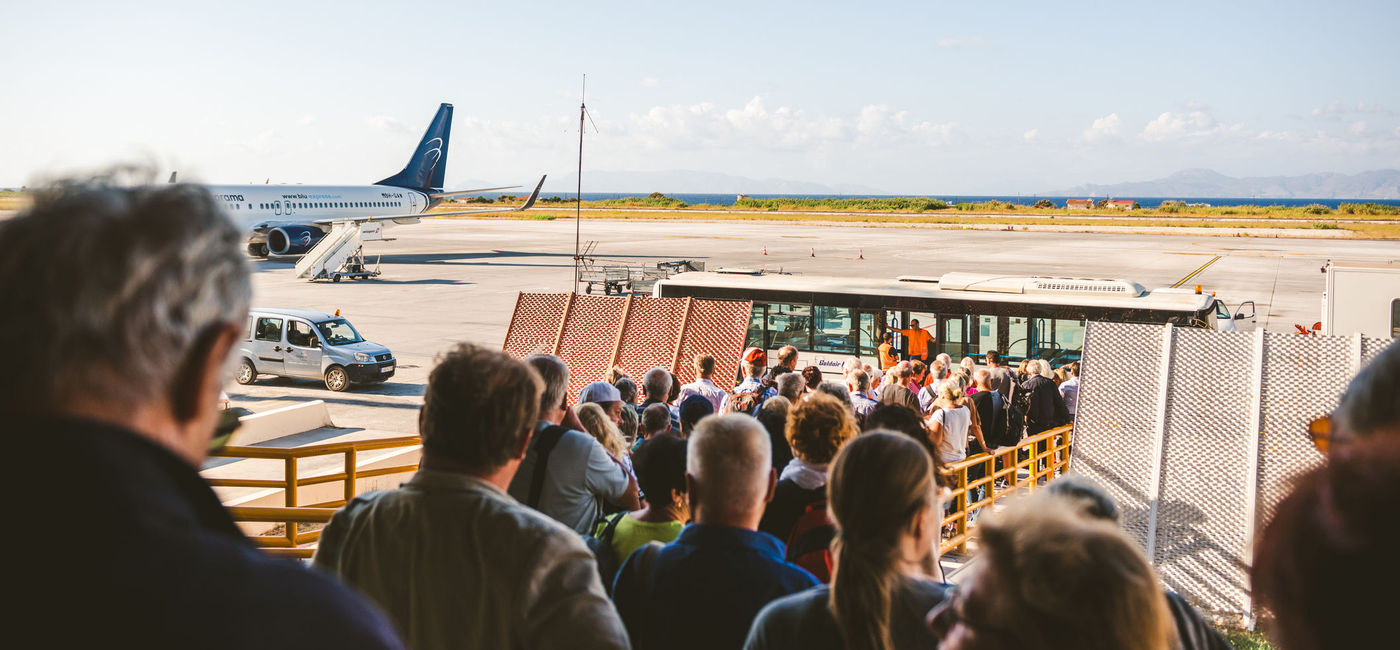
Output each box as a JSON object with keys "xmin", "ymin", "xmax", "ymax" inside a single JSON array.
[{"xmin": 376, "ymin": 103, "xmax": 453, "ymax": 193}]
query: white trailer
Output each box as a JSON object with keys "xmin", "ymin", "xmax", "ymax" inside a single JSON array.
[{"xmin": 1321, "ymin": 261, "xmax": 1400, "ymax": 337}]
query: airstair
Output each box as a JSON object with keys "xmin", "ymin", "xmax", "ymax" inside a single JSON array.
[{"xmin": 294, "ymin": 222, "xmax": 382, "ymax": 282}]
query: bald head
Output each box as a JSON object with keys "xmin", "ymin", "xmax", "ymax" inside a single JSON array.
[{"xmin": 686, "ymin": 414, "xmax": 774, "ymax": 528}]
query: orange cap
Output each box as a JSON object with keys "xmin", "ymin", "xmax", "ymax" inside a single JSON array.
[{"xmin": 742, "ymin": 347, "xmax": 768, "ymax": 365}]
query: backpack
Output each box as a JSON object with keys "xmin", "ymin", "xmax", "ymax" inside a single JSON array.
[
  {"xmin": 1003, "ymin": 383, "xmax": 1028, "ymax": 446},
  {"xmin": 584, "ymin": 511, "xmax": 628, "ymax": 594},
  {"xmin": 785, "ymin": 499, "xmax": 835, "ymax": 583},
  {"xmin": 726, "ymin": 391, "xmax": 763, "ymax": 416},
  {"xmin": 526, "ymin": 425, "xmax": 570, "ymax": 509}
]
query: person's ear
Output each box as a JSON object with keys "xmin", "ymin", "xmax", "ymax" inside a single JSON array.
[
  {"xmin": 512, "ymin": 428, "xmax": 534, "ymax": 460},
  {"xmin": 764, "ymin": 467, "xmax": 777, "ymax": 504},
  {"xmin": 685, "ymin": 473, "xmax": 699, "ymax": 516},
  {"xmin": 171, "ymin": 323, "xmax": 238, "ymax": 423}
]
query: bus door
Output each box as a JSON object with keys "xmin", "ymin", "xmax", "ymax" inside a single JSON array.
[
  {"xmin": 893, "ymin": 311, "xmax": 938, "ymax": 361},
  {"xmin": 855, "ymin": 310, "xmax": 881, "ymax": 359},
  {"xmin": 939, "ymin": 314, "xmax": 968, "ymax": 361}
]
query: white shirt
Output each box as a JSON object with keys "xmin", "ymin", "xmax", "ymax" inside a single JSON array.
[
  {"xmin": 930, "ymin": 405, "xmax": 972, "ymax": 464},
  {"xmin": 1059, "ymin": 376, "xmax": 1080, "ymax": 416},
  {"xmin": 677, "ymin": 378, "xmax": 726, "ymax": 412}
]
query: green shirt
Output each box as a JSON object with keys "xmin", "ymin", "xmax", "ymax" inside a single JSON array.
[{"xmin": 597, "ymin": 513, "xmax": 684, "ymax": 563}]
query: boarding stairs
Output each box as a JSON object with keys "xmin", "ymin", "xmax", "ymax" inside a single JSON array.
[{"xmin": 294, "ymin": 222, "xmax": 381, "ymax": 282}]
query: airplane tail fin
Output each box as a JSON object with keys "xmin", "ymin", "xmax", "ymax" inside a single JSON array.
[{"xmin": 376, "ymin": 103, "xmax": 452, "ymax": 193}]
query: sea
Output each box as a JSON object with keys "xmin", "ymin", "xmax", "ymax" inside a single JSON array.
[{"xmin": 502, "ymin": 192, "xmax": 1400, "ymax": 209}]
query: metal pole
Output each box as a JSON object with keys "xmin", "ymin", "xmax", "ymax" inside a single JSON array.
[{"xmin": 574, "ymin": 74, "xmax": 585, "ymax": 294}]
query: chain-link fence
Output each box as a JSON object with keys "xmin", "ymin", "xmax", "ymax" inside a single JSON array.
[{"xmin": 1072, "ymin": 322, "xmax": 1392, "ymax": 620}]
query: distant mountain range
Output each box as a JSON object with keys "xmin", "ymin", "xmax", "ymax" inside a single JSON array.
[
  {"xmin": 538, "ymin": 170, "xmax": 886, "ymax": 196},
  {"xmin": 1049, "ymin": 169, "xmax": 1400, "ymax": 200}
]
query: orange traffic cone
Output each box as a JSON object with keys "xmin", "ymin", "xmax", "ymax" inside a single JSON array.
[
  {"xmin": 858, "ymin": 249, "xmax": 864, "ymax": 260},
  {"xmin": 763, "ymin": 247, "xmax": 767, "ymax": 255},
  {"xmin": 810, "ymin": 248, "xmax": 816, "ymax": 257}
]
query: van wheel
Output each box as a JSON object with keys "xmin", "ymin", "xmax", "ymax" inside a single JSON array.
[
  {"xmin": 235, "ymin": 359, "xmax": 257, "ymax": 385},
  {"xmin": 324, "ymin": 366, "xmax": 350, "ymax": 392}
]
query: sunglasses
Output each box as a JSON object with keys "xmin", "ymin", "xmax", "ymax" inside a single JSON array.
[{"xmin": 1307, "ymin": 414, "xmax": 1332, "ymax": 455}]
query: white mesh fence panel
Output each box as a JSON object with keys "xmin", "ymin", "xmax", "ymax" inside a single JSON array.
[{"xmin": 1073, "ymin": 322, "xmax": 1393, "ymax": 619}]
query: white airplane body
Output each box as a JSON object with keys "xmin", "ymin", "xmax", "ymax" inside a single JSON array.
[{"xmin": 199, "ymin": 103, "xmax": 543, "ymax": 257}]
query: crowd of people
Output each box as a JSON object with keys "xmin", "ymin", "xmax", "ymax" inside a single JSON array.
[{"xmin": 12, "ymin": 180, "xmax": 1398, "ymax": 650}]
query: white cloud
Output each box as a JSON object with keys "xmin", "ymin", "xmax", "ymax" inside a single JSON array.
[
  {"xmin": 365, "ymin": 115, "xmax": 410, "ymax": 134},
  {"xmin": 1083, "ymin": 113, "xmax": 1121, "ymax": 141},
  {"xmin": 1141, "ymin": 110, "xmax": 1223, "ymax": 141},
  {"xmin": 1349, "ymin": 121, "xmax": 1369, "ymax": 136},
  {"xmin": 1023, "ymin": 128, "xmax": 1038, "ymax": 142},
  {"xmin": 618, "ymin": 96, "xmax": 953, "ymax": 152},
  {"xmin": 298, "ymin": 114, "xmax": 318, "ymax": 126},
  {"xmin": 935, "ymin": 37, "xmax": 986, "ymax": 48},
  {"xmin": 641, "ymin": 76, "xmax": 661, "ymax": 88}
]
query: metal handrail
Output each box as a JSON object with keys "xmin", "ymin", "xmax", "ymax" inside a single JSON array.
[
  {"xmin": 209, "ymin": 435, "xmax": 422, "ymax": 554},
  {"xmin": 939, "ymin": 423, "xmax": 1074, "ymax": 555}
]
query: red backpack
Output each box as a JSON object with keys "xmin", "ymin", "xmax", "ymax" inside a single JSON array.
[{"xmin": 785, "ymin": 500, "xmax": 835, "ymax": 583}]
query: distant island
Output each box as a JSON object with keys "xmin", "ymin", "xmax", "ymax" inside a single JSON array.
[{"xmin": 1049, "ymin": 168, "xmax": 1400, "ymax": 200}]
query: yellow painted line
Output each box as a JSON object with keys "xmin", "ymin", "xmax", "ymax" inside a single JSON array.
[{"xmin": 1171, "ymin": 255, "xmax": 1222, "ymax": 288}]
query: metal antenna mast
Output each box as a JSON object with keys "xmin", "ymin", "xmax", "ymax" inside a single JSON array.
[{"xmin": 573, "ymin": 74, "xmax": 598, "ymax": 293}]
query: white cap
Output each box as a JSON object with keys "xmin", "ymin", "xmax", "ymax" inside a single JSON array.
[{"xmin": 579, "ymin": 381, "xmax": 622, "ymax": 405}]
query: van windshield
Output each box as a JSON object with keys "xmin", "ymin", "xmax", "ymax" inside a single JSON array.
[{"xmin": 316, "ymin": 319, "xmax": 364, "ymax": 346}]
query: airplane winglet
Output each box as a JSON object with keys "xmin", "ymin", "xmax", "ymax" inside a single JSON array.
[{"xmin": 518, "ymin": 175, "xmax": 546, "ymax": 210}]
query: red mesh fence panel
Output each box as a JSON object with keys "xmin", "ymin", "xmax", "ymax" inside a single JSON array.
[
  {"xmin": 502, "ymin": 293, "xmax": 752, "ymax": 400},
  {"xmin": 502, "ymin": 293, "xmax": 568, "ymax": 359},
  {"xmin": 616, "ymin": 296, "xmax": 688, "ymax": 399},
  {"xmin": 676, "ymin": 299, "xmax": 754, "ymax": 391},
  {"xmin": 557, "ymin": 295, "xmax": 628, "ymax": 400}
]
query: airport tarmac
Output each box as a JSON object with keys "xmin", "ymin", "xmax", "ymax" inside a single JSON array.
[{"xmin": 223, "ymin": 217, "xmax": 1397, "ymax": 434}]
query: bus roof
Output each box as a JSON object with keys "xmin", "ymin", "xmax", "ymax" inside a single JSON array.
[{"xmin": 656, "ymin": 271, "xmax": 1216, "ymax": 312}]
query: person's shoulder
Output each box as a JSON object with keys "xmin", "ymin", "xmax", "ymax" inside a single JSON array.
[
  {"xmin": 209, "ymin": 539, "xmax": 403, "ymax": 646},
  {"xmin": 748, "ymin": 585, "xmax": 833, "ymax": 645}
]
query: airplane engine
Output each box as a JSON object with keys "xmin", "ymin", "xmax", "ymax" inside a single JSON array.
[{"xmin": 267, "ymin": 225, "xmax": 326, "ymax": 256}]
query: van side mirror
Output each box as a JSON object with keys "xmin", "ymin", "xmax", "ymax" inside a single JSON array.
[{"xmin": 1235, "ymin": 301, "xmax": 1256, "ymax": 320}]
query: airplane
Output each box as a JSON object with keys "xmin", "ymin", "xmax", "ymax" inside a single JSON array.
[{"xmin": 198, "ymin": 103, "xmax": 544, "ymax": 257}]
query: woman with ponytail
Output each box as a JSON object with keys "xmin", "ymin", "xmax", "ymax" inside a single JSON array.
[{"xmin": 744, "ymin": 431, "xmax": 949, "ymax": 650}]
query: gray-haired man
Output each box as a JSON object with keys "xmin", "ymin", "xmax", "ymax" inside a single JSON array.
[{"xmin": 7, "ymin": 179, "xmax": 401, "ymax": 648}]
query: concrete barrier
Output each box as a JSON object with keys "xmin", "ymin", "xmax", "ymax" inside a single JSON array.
[{"xmin": 231, "ymin": 401, "xmax": 335, "ymax": 446}]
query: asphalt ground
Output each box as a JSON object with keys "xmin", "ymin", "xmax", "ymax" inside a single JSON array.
[{"xmin": 216, "ymin": 216, "xmax": 1396, "ymax": 434}]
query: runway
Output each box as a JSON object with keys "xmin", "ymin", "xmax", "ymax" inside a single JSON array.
[{"xmin": 225, "ymin": 217, "xmax": 1395, "ymax": 433}]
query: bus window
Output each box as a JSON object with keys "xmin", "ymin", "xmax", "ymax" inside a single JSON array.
[
  {"xmin": 1031, "ymin": 317, "xmax": 1086, "ymax": 365},
  {"xmin": 974, "ymin": 315, "xmax": 1000, "ymax": 357},
  {"xmin": 746, "ymin": 305, "xmax": 766, "ymax": 349},
  {"xmin": 941, "ymin": 314, "xmax": 968, "ymax": 360},
  {"xmin": 857, "ymin": 312, "xmax": 878, "ymax": 358},
  {"xmin": 1391, "ymin": 299, "xmax": 1399, "ymax": 338},
  {"xmin": 1007, "ymin": 317, "xmax": 1029, "ymax": 360},
  {"xmin": 767, "ymin": 303, "xmax": 811, "ymax": 350},
  {"xmin": 813, "ymin": 305, "xmax": 856, "ymax": 354}
]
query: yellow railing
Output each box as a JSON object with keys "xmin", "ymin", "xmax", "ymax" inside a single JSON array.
[
  {"xmin": 939, "ymin": 424, "xmax": 1073, "ymax": 555},
  {"xmin": 208, "ymin": 435, "xmax": 422, "ymax": 557}
]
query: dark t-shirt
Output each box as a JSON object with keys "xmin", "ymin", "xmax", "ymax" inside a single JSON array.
[
  {"xmin": 758, "ymin": 478, "xmax": 826, "ymax": 544},
  {"xmin": 745, "ymin": 579, "xmax": 949, "ymax": 650}
]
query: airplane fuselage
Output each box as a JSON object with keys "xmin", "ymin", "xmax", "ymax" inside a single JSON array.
[{"xmin": 204, "ymin": 184, "xmax": 430, "ymax": 233}]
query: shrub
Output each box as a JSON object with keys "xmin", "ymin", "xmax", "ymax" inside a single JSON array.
[
  {"xmin": 1310, "ymin": 222, "xmax": 1342, "ymax": 229},
  {"xmin": 1338, "ymin": 202, "xmax": 1400, "ymax": 215},
  {"xmin": 1158, "ymin": 200, "xmax": 1185, "ymax": 213},
  {"xmin": 1302, "ymin": 204, "xmax": 1332, "ymax": 215},
  {"xmin": 1033, "ymin": 199, "xmax": 1055, "ymax": 209}
]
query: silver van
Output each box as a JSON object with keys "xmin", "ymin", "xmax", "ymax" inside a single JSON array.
[{"xmin": 234, "ymin": 308, "xmax": 394, "ymax": 392}]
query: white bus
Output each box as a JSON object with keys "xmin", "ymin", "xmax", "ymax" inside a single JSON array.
[
  {"xmin": 653, "ymin": 270, "xmax": 1255, "ymax": 377},
  {"xmin": 1321, "ymin": 261, "xmax": 1400, "ymax": 338}
]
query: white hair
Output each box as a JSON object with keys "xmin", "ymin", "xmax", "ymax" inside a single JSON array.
[
  {"xmin": 687, "ymin": 414, "xmax": 771, "ymax": 520},
  {"xmin": 1036, "ymin": 359, "xmax": 1055, "ymax": 379},
  {"xmin": 643, "ymin": 367, "xmax": 672, "ymax": 400},
  {"xmin": 842, "ymin": 357, "xmax": 862, "ymax": 376}
]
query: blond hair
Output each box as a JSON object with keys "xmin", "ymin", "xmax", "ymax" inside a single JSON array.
[
  {"xmin": 967, "ymin": 494, "xmax": 1176, "ymax": 650},
  {"xmin": 577, "ymin": 402, "xmax": 630, "ymax": 461}
]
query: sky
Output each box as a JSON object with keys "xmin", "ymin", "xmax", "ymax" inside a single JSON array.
[{"xmin": 2, "ymin": 0, "xmax": 1398, "ymax": 194}]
